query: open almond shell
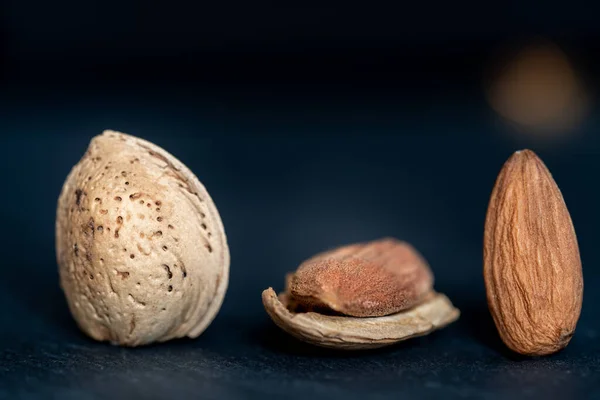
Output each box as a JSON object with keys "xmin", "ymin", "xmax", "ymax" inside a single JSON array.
[{"xmin": 262, "ymin": 287, "xmax": 459, "ymax": 350}]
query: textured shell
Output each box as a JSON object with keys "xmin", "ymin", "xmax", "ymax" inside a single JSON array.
[
  {"xmin": 56, "ymin": 130, "xmax": 229, "ymax": 346},
  {"xmin": 290, "ymin": 238, "xmax": 433, "ymax": 317},
  {"xmin": 484, "ymin": 149, "xmax": 582, "ymax": 356},
  {"xmin": 262, "ymin": 288, "xmax": 459, "ymax": 350}
]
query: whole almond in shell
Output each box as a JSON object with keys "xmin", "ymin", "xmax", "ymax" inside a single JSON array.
[
  {"xmin": 56, "ymin": 130, "xmax": 229, "ymax": 346},
  {"xmin": 484, "ymin": 149, "xmax": 582, "ymax": 356}
]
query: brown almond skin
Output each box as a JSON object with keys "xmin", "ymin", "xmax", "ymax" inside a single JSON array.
[
  {"xmin": 290, "ymin": 238, "xmax": 434, "ymax": 317},
  {"xmin": 484, "ymin": 149, "xmax": 583, "ymax": 356}
]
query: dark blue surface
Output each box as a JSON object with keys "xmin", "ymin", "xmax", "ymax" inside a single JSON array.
[{"xmin": 0, "ymin": 86, "xmax": 600, "ymax": 399}]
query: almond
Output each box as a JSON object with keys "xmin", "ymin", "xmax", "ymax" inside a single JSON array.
[
  {"xmin": 290, "ymin": 238, "xmax": 434, "ymax": 317},
  {"xmin": 56, "ymin": 130, "xmax": 229, "ymax": 346},
  {"xmin": 263, "ymin": 238, "xmax": 459, "ymax": 349},
  {"xmin": 484, "ymin": 149, "xmax": 583, "ymax": 356}
]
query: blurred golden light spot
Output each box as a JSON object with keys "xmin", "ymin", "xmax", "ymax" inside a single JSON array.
[{"xmin": 486, "ymin": 40, "xmax": 589, "ymax": 137}]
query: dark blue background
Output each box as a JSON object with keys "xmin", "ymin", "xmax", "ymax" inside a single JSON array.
[{"xmin": 1, "ymin": 2, "xmax": 600, "ymax": 399}]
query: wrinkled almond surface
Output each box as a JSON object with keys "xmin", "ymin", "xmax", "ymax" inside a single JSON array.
[
  {"xmin": 290, "ymin": 239, "xmax": 433, "ymax": 317},
  {"xmin": 484, "ymin": 149, "xmax": 583, "ymax": 356},
  {"xmin": 56, "ymin": 130, "xmax": 230, "ymax": 346}
]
